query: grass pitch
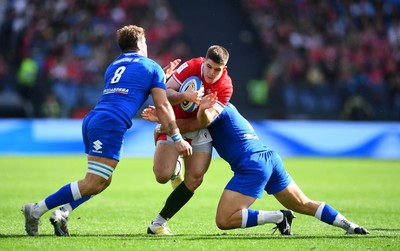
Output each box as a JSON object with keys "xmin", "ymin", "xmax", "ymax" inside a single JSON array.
[{"xmin": 0, "ymin": 156, "xmax": 399, "ymax": 250}]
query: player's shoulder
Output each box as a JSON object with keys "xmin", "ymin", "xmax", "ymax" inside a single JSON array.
[
  {"xmin": 139, "ymin": 57, "xmax": 163, "ymax": 73},
  {"xmin": 188, "ymin": 57, "xmax": 204, "ymax": 65},
  {"xmin": 180, "ymin": 57, "xmax": 203, "ymax": 70},
  {"xmin": 174, "ymin": 57, "xmax": 203, "ymax": 80},
  {"xmin": 141, "ymin": 56, "xmax": 159, "ymax": 66}
]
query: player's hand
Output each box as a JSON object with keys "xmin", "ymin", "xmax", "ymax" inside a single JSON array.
[
  {"xmin": 184, "ymin": 85, "xmax": 203, "ymax": 104},
  {"xmin": 163, "ymin": 59, "xmax": 181, "ymax": 79},
  {"xmin": 141, "ymin": 105, "xmax": 159, "ymax": 122},
  {"xmin": 174, "ymin": 139, "xmax": 193, "ymax": 157},
  {"xmin": 199, "ymin": 92, "xmax": 218, "ymax": 110}
]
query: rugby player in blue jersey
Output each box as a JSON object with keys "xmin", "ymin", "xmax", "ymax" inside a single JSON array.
[
  {"xmin": 22, "ymin": 25, "xmax": 192, "ymax": 237},
  {"xmin": 142, "ymin": 93, "xmax": 369, "ymax": 235}
]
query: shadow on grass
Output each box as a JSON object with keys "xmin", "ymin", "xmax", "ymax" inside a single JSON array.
[{"xmin": 1, "ymin": 228, "xmax": 399, "ymax": 240}]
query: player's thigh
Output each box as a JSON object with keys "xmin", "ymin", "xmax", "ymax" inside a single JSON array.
[
  {"xmin": 183, "ymin": 151, "xmax": 212, "ymax": 179},
  {"xmin": 216, "ymin": 189, "xmax": 256, "ymax": 220},
  {"xmin": 153, "ymin": 141, "xmax": 179, "ymax": 176}
]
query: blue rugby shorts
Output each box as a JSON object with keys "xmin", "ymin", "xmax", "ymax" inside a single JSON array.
[
  {"xmin": 82, "ymin": 110, "xmax": 126, "ymax": 161},
  {"xmin": 225, "ymin": 150, "xmax": 292, "ymax": 198}
]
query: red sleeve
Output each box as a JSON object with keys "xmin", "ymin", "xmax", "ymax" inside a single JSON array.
[{"xmin": 172, "ymin": 58, "xmax": 203, "ymax": 86}]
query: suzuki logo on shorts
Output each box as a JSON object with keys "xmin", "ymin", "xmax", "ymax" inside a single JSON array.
[{"xmin": 93, "ymin": 140, "xmax": 103, "ymax": 153}]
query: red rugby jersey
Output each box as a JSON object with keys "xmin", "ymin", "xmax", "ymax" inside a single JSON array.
[{"xmin": 172, "ymin": 57, "xmax": 233, "ymax": 119}]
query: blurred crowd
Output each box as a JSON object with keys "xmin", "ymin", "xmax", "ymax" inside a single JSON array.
[
  {"xmin": 0, "ymin": 0, "xmax": 399, "ymax": 121},
  {"xmin": 0, "ymin": 0, "xmax": 191, "ymax": 118},
  {"xmin": 241, "ymin": 0, "xmax": 400, "ymax": 120}
]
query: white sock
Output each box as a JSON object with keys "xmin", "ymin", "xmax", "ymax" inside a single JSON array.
[
  {"xmin": 241, "ymin": 209, "xmax": 284, "ymax": 228},
  {"xmin": 59, "ymin": 204, "xmax": 73, "ymax": 217},
  {"xmin": 32, "ymin": 200, "xmax": 48, "ymax": 219},
  {"xmin": 258, "ymin": 210, "xmax": 284, "ymax": 225},
  {"xmin": 153, "ymin": 215, "xmax": 167, "ymax": 225},
  {"xmin": 332, "ymin": 213, "xmax": 358, "ymax": 231}
]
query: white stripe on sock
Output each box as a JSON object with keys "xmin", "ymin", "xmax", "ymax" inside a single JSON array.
[
  {"xmin": 241, "ymin": 209, "xmax": 248, "ymax": 228},
  {"xmin": 70, "ymin": 181, "xmax": 82, "ymax": 200},
  {"xmin": 315, "ymin": 202, "xmax": 326, "ymax": 220}
]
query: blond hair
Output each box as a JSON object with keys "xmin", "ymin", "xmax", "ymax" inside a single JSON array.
[{"xmin": 116, "ymin": 25, "xmax": 145, "ymax": 52}]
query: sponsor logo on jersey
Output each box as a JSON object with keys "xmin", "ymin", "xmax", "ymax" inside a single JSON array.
[
  {"xmin": 92, "ymin": 140, "xmax": 103, "ymax": 153},
  {"xmin": 244, "ymin": 134, "xmax": 259, "ymax": 140},
  {"xmin": 103, "ymin": 88, "xmax": 129, "ymax": 95},
  {"xmin": 176, "ymin": 62, "xmax": 188, "ymax": 74}
]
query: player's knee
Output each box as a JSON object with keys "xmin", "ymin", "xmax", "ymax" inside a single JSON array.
[
  {"xmin": 192, "ymin": 176, "xmax": 204, "ymax": 188},
  {"xmin": 185, "ymin": 174, "xmax": 203, "ymax": 191},
  {"xmin": 215, "ymin": 217, "xmax": 231, "ymax": 230},
  {"xmin": 97, "ymin": 178, "xmax": 112, "ymax": 193},
  {"xmin": 153, "ymin": 165, "xmax": 173, "ymax": 184},
  {"xmin": 83, "ymin": 178, "xmax": 110, "ymax": 195},
  {"xmin": 154, "ymin": 175, "xmax": 169, "ymax": 184},
  {"xmin": 190, "ymin": 171, "xmax": 205, "ymax": 185}
]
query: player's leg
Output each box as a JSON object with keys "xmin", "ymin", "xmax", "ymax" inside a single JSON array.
[
  {"xmin": 148, "ymin": 140, "xmax": 212, "ymax": 235},
  {"xmin": 152, "ymin": 127, "xmax": 183, "ymax": 189},
  {"xmin": 216, "ymin": 164, "xmax": 292, "ymax": 234},
  {"xmin": 182, "ymin": 151, "xmax": 212, "ymax": 191},
  {"xmin": 274, "ymin": 181, "xmax": 369, "ymax": 234},
  {"xmin": 23, "ymin": 156, "xmax": 118, "ymax": 236},
  {"xmin": 22, "ymin": 111, "xmax": 122, "ymax": 236},
  {"xmin": 268, "ymin": 149, "xmax": 369, "ymax": 235},
  {"xmin": 216, "ymin": 189, "xmax": 257, "ymax": 229},
  {"xmin": 153, "ymin": 138, "xmax": 180, "ymax": 183},
  {"xmin": 272, "ymin": 180, "xmax": 320, "ymax": 216}
]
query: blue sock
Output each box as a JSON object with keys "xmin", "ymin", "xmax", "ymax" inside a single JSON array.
[
  {"xmin": 44, "ymin": 182, "xmax": 81, "ymax": 210},
  {"xmin": 242, "ymin": 209, "xmax": 259, "ymax": 228},
  {"xmin": 69, "ymin": 196, "xmax": 91, "ymax": 210},
  {"xmin": 315, "ymin": 203, "xmax": 339, "ymax": 225}
]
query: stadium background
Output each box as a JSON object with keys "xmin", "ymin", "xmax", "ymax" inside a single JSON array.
[{"xmin": 0, "ymin": 0, "xmax": 399, "ymax": 158}]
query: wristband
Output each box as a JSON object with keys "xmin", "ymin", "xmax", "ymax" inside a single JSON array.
[
  {"xmin": 171, "ymin": 133, "xmax": 183, "ymax": 143},
  {"xmin": 155, "ymin": 124, "xmax": 162, "ymax": 133}
]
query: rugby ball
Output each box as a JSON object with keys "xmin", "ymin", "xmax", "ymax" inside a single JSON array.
[{"xmin": 179, "ymin": 76, "xmax": 204, "ymax": 112}]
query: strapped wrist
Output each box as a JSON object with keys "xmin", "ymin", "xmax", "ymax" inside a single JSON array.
[{"xmin": 171, "ymin": 133, "xmax": 183, "ymax": 143}]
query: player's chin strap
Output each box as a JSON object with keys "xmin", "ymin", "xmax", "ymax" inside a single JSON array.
[{"xmin": 87, "ymin": 161, "xmax": 114, "ymax": 180}]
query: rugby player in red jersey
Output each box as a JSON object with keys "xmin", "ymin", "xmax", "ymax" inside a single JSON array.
[{"xmin": 145, "ymin": 45, "xmax": 233, "ymax": 235}]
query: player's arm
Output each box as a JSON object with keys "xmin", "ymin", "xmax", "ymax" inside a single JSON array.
[
  {"xmin": 151, "ymin": 87, "xmax": 192, "ymax": 156},
  {"xmin": 141, "ymin": 103, "xmax": 215, "ymax": 133},
  {"xmin": 141, "ymin": 106, "xmax": 204, "ymax": 133},
  {"xmin": 174, "ymin": 93, "xmax": 219, "ymax": 131},
  {"xmin": 197, "ymin": 92, "xmax": 219, "ymax": 127}
]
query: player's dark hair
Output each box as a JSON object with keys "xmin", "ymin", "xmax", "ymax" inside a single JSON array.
[
  {"xmin": 206, "ymin": 45, "xmax": 229, "ymax": 65},
  {"xmin": 117, "ymin": 25, "xmax": 145, "ymax": 52}
]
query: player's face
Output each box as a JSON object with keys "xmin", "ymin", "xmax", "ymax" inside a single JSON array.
[{"xmin": 203, "ymin": 59, "xmax": 225, "ymax": 84}]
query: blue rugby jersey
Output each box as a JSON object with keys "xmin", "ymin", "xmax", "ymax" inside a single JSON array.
[
  {"xmin": 94, "ymin": 51, "xmax": 166, "ymax": 128},
  {"xmin": 208, "ymin": 103, "xmax": 270, "ymax": 169}
]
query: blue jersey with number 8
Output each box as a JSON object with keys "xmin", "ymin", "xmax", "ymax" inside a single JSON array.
[{"xmin": 94, "ymin": 51, "xmax": 166, "ymax": 128}]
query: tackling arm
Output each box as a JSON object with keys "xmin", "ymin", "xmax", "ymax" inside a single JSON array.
[
  {"xmin": 151, "ymin": 87, "xmax": 180, "ymax": 135},
  {"xmin": 197, "ymin": 92, "xmax": 219, "ymax": 128},
  {"xmin": 150, "ymin": 87, "xmax": 193, "ymax": 157},
  {"xmin": 141, "ymin": 92, "xmax": 219, "ymax": 134}
]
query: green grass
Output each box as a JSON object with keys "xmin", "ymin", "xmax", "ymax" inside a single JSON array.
[{"xmin": 0, "ymin": 156, "xmax": 399, "ymax": 250}]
